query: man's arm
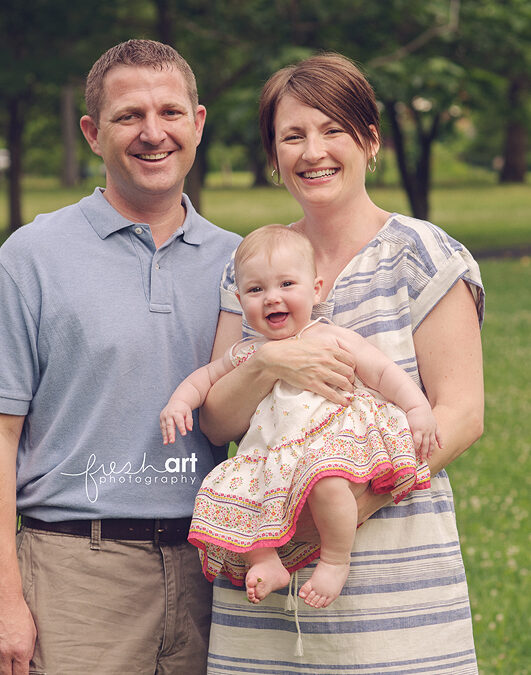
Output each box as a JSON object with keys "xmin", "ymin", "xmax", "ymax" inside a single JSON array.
[{"xmin": 0, "ymin": 413, "xmax": 37, "ymax": 675}]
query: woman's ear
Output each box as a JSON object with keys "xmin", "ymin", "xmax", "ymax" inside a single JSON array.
[{"xmin": 368, "ymin": 124, "xmax": 380, "ymax": 158}]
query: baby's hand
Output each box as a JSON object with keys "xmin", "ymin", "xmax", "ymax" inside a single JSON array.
[
  {"xmin": 406, "ymin": 405, "xmax": 443, "ymax": 461},
  {"xmin": 160, "ymin": 400, "xmax": 194, "ymax": 444}
]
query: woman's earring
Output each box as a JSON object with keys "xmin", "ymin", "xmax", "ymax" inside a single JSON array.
[
  {"xmin": 367, "ymin": 156, "xmax": 377, "ymax": 173},
  {"xmin": 271, "ymin": 168, "xmax": 281, "ymax": 186}
]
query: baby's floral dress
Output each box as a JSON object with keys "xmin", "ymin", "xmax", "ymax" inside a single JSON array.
[{"xmin": 188, "ymin": 320, "xmax": 430, "ymax": 585}]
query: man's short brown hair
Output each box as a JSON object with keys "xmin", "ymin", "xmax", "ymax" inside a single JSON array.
[{"xmin": 85, "ymin": 39, "xmax": 198, "ymax": 125}]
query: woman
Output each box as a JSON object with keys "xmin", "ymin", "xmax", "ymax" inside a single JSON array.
[{"xmin": 200, "ymin": 53, "xmax": 484, "ymax": 674}]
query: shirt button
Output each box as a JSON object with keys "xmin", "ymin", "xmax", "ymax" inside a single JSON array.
[
  {"xmin": 134, "ymin": 227, "xmax": 143, "ymax": 235},
  {"xmin": 155, "ymin": 263, "xmax": 160, "ymax": 270}
]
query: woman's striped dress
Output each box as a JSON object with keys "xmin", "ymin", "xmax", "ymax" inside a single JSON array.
[{"xmin": 209, "ymin": 213, "xmax": 484, "ymax": 675}]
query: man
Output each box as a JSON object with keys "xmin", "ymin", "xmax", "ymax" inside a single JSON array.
[{"xmin": 0, "ymin": 39, "xmax": 241, "ymax": 674}]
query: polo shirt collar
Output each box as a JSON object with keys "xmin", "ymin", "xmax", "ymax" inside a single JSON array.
[{"xmin": 79, "ymin": 187, "xmax": 205, "ymax": 245}]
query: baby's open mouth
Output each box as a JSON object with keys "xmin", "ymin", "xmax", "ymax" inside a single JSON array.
[{"xmin": 266, "ymin": 312, "xmax": 288, "ymax": 324}]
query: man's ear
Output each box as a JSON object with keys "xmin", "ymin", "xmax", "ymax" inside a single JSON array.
[
  {"xmin": 80, "ymin": 115, "xmax": 102, "ymax": 157},
  {"xmin": 194, "ymin": 105, "xmax": 207, "ymax": 146}
]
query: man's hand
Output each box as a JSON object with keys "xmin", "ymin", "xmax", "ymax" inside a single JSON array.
[{"xmin": 0, "ymin": 594, "xmax": 36, "ymax": 675}]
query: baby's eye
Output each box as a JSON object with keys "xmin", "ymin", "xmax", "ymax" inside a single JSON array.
[
  {"xmin": 281, "ymin": 281, "xmax": 294, "ymax": 287},
  {"xmin": 248, "ymin": 287, "xmax": 262, "ymax": 293}
]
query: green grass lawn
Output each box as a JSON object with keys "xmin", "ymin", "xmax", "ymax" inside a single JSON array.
[
  {"xmin": 450, "ymin": 257, "xmax": 530, "ymax": 675},
  {"xmin": 0, "ymin": 175, "xmax": 530, "ymax": 256},
  {"xmin": 0, "ymin": 177, "xmax": 529, "ymax": 672}
]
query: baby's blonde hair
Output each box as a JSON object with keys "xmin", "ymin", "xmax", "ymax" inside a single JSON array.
[{"xmin": 234, "ymin": 225, "xmax": 316, "ymax": 287}]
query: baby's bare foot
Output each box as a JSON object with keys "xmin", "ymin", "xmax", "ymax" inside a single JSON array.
[
  {"xmin": 298, "ymin": 559, "xmax": 349, "ymax": 608},
  {"xmin": 246, "ymin": 558, "xmax": 290, "ymax": 604}
]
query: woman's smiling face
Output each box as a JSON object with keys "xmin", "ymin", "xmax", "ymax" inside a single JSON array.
[{"xmin": 273, "ymin": 94, "xmax": 378, "ymax": 212}]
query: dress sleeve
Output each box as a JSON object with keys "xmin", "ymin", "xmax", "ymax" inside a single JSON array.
[
  {"xmin": 403, "ymin": 220, "xmax": 485, "ymax": 332},
  {"xmin": 220, "ymin": 253, "xmax": 242, "ymax": 315}
]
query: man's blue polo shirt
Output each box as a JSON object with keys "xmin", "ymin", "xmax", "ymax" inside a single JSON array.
[{"xmin": 0, "ymin": 188, "xmax": 241, "ymax": 520}]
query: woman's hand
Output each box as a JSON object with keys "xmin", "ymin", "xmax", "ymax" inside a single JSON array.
[
  {"xmin": 201, "ymin": 312, "xmax": 356, "ymax": 445},
  {"xmin": 256, "ymin": 335, "xmax": 355, "ymax": 406}
]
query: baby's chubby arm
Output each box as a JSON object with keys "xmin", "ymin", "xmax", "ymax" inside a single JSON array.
[
  {"xmin": 160, "ymin": 350, "xmax": 234, "ymax": 444},
  {"xmin": 321, "ymin": 324, "xmax": 442, "ymax": 460}
]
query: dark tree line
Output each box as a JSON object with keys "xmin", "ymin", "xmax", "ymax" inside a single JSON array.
[{"xmin": 1, "ymin": 0, "xmax": 529, "ymax": 231}]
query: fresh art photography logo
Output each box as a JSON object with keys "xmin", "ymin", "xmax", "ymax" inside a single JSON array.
[{"xmin": 61, "ymin": 452, "xmax": 198, "ymax": 503}]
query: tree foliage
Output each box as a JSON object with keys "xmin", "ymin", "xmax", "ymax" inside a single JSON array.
[{"xmin": 0, "ymin": 0, "xmax": 529, "ymax": 229}]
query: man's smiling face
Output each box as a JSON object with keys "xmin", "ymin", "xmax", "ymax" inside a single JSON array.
[{"xmin": 81, "ymin": 64, "xmax": 205, "ymax": 212}]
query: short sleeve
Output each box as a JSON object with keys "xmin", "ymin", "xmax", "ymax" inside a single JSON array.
[
  {"xmin": 389, "ymin": 217, "xmax": 485, "ymax": 332},
  {"xmin": 0, "ymin": 264, "xmax": 39, "ymax": 414},
  {"xmin": 220, "ymin": 253, "xmax": 241, "ymax": 315}
]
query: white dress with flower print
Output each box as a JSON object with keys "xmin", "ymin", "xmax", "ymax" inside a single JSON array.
[{"xmin": 188, "ymin": 319, "xmax": 429, "ymax": 585}]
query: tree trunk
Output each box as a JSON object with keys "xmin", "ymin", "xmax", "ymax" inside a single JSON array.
[
  {"xmin": 7, "ymin": 97, "xmax": 24, "ymax": 233},
  {"xmin": 61, "ymin": 83, "xmax": 80, "ymax": 187},
  {"xmin": 154, "ymin": 0, "xmax": 174, "ymax": 45},
  {"xmin": 384, "ymin": 100, "xmax": 430, "ymax": 220},
  {"xmin": 500, "ymin": 75, "xmax": 529, "ymax": 183},
  {"xmin": 249, "ymin": 140, "xmax": 268, "ymax": 187},
  {"xmin": 185, "ymin": 139, "xmax": 208, "ymax": 214}
]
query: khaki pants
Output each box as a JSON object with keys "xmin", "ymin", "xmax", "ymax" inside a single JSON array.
[{"xmin": 17, "ymin": 525, "xmax": 212, "ymax": 675}]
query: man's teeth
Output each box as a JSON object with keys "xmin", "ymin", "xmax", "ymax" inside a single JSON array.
[
  {"xmin": 302, "ymin": 168, "xmax": 337, "ymax": 179},
  {"xmin": 137, "ymin": 152, "xmax": 170, "ymax": 160}
]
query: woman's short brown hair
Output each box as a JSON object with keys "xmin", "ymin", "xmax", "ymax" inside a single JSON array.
[
  {"xmin": 85, "ymin": 39, "xmax": 198, "ymax": 125},
  {"xmin": 259, "ymin": 52, "xmax": 380, "ymax": 166}
]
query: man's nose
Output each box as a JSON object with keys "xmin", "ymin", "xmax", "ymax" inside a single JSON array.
[{"xmin": 139, "ymin": 114, "xmax": 167, "ymax": 145}]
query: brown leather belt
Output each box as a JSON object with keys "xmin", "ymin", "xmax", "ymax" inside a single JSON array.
[{"xmin": 20, "ymin": 515, "xmax": 192, "ymax": 544}]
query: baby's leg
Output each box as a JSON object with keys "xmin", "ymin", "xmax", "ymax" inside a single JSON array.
[
  {"xmin": 299, "ymin": 477, "xmax": 368, "ymax": 608},
  {"xmin": 244, "ymin": 547, "xmax": 291, "ymax": 604}
]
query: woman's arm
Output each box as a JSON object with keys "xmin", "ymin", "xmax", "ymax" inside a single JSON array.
[
  {"xmin": 414, "ymin": 279, "xmax": 484, "ymax": 475},
  {"xmin": 200, "ymin": 312, "xmax": 357, "ymax": 445},
  {"xmin": 354, "ymin": 280, "xmax": 483, "ymax": 524}
]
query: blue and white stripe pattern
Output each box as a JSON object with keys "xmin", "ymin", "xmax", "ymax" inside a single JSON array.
[{"xmin": 213, "ymin": 213, "xmax": 484, "ymax": 674}]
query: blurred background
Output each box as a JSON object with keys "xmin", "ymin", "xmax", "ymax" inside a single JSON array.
[{"xmin": 0, "ymin": 1, "xmax": 529, "ymax": 673}]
